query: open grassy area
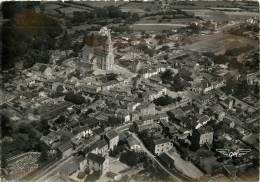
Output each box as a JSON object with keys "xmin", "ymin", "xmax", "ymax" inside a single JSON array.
[
  {"xmin": 119, "ymin": 2, "xmax": 160, "ymax": 16},
  {"xmin": 183, "ymin": 33, "xmax": 258, "ymax": 55}
]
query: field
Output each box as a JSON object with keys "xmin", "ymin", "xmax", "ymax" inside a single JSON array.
[
  {"xmin": 137, "ymin": 15, "xmax": 198, "ymax": 24},
  {"xmin": 77, "ymin": 1, "xmax": 126, "ymax": 8},
  {"xmin": 131, "ymin": 16, "xmax": 198, "ymax": 31},
  {"xmin": 43, "ymin": 3, "xmax": 63, "ymax": 16},
  {"xmin": 131, "ymin": 23, "xmax": 188, "ymax": 31},
  {"xmin": 58, "ymin": 7, "xmax": 90, "ymax": 18},
  {"xmin": 182, "ymin": 32, "xmax": 258, "ymax": 55},
  {"xmin": 119, "ymin": 2, "xmax": 160, "ymax": 15}
]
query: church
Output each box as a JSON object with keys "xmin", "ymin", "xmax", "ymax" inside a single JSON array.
[{"xmin": 82, "ymin": 27, "xmax": 114, "ymax": 70}]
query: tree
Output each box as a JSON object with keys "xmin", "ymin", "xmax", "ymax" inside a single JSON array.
[
  {"xmin": 107, "ymin": 116, "xmax": 121, "ymax": 127},
  {"xmin": 106, "ymin": 73, "xmax": 118, "ymax": 81},
  {"xmin": 109, "ymin": 145, "xmax": 124, "ymax": 157},
  {"xmin": 37, "ymin": 119, "xmax": 50, "ymax": 135},
  {"xmin": 64, "ymin": 92, "xmax": 86, "ymax": 105},
  {"xmin": 1, "ymin": 114, "xmax": 13, "ymax": 137},
  {"xmin": 84, "ymin": 171, "xmax": 101, "ymax": 182},
  {"xmin": 160, "ymin": 69, "xmax": 174, "ymax": 84},
  {"xmin": 2, "ymin": 9, "xmax": 62, "ymax": 70},
  {"xmin": 131, "ymin": 13, "xmax": 140, "ymax": 22},
  {"xmin": 129, "ymin": 122, "xmax": 139, "ymax": 134},
  {"xmin": 39, "ymin": 150, "xmax": 48, "ymax": 163},
  {"xmin": 55, "ymin": 115, "xmax": 67, "ymax": 124},
  {"xmin": 160, "ymin": 45, "xmax": 170, "ymax": 52},
  {"xmin": 120, "ymin": 151, "xmax": 138, "ymax": 167},
  {"xmin": 153, "ymin": 95, "xmax": 176, "ymax": 106}
]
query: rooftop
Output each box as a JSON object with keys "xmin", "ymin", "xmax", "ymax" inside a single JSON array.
[
  {"xmin": 105, "ymin": 130, "xmax": 119, "ymax": 140},
  {"xmin": 153, "ymin": 138, "xmax": 171, "ymax": 145},
  {"xmin": 86, "ymin": 153, "xmax": 105, "ymax": 164}
]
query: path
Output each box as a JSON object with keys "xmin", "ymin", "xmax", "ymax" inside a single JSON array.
[{"xmin": 131, "ymin": 133, "xmax": 183, "ymax": 182}]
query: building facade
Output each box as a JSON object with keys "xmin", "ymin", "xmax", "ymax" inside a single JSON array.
[{"xmin": 83, "ymin": 27, "xmax": 114, "ymax": 70}]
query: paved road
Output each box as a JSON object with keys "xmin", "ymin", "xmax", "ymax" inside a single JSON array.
[
  {"xmin": 131, "ymin": 133, "xmax": 183, "ymax": 182},
  {"xmin": 133, "ymin": 23, "xmax": 188, "ymax": 27},
  {"xmin": 31, "ymin": 156, "xmax": 74, "ymax": 182}
]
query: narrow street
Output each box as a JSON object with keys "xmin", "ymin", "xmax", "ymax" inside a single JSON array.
[
  {"xmin": 131, "ymin": 133, "xmax": 184, "ymax": 182},
  {"xmin": 31, "ymin": 156, "xmax": 74, "ymax": 182}
]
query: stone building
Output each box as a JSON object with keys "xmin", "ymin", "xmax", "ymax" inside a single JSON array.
[
  {"xmin": 83, "ymin": 27, "xmax": 114, "ymax": 70},
  {"xmin": 104, "ymin": 130, "xmax": 119, "ymax": 150},
  {"xmin": 191, "ymin": 126, "xmax": 214, "ymax": 150},
  {"xmin": 80, "ymin": 153, "xmax": 109, "ymax": 175},
  {"xmin": 152, "ymin": 138, "xmax": 173, "ymax": 155}
]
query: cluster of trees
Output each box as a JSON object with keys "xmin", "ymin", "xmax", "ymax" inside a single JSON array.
[
  {"xmin": 72, "ymin": 11, "xmax": 95, "ymax": 24},
  {"xmin": 84, "ymin": 171, "xmax": 101, "ymax": 182},
  {"xmin": 223, "ymin": 79, "xmax": 259, "ymax": 99},
  {"xmin": 111, "ymin": 25, "xmax": 132, "ymax": 33},
  {"xmin": 107, "ymin": 116, "xmax": 122, "ymax": 127},
  {"xmin": 1, "ymin": 116, "xmax": 49, "ymax": 165},
  {"xmin": 120, "ymin": 151, "xmax": 147, "ymax": 167},
  {"xmin": 1, "ymin": 114, "xmax": 13, "ymax": 138},
  {"xmin": 2, "ymin": 1, "xmax": 42, "ymax": 18},
  {"xmin": 225, "ymin": 46, "xmax": 254, "ymax": 57},
  {"xmin": 129, "ymin": 121, "xmax": 139, "ymax": 134},
  {"xmin": 160, "ymin": 69, "xmax": 174, "ymax": 84},
  {"xmin": 153, "ymin": 95, "xmax": 181, "ymax": 106},
  {"xmin": 106, "ymin": 73, "xmax": 118, "ymax": 81},
  {"xmin": 64, "ymin": 92, "xmax": 86, "ymax": 105},
  {"xmin": 154, "ymin": 34, "xmax": 169, "ymax": 45},
  {"xmin": 138, "ymin": 130, "xmax": 154, "ymax": 153},
  {"xmin": 243, "ymin": 51, "xmax": 259, "ymax": 72},
  {"xmin": 2, "ymin": 2, "xmax": 62, "ymax": 69},
  {"xmin": 109, "ymin": 144, "xmax": 125, "ymax": 157},
  {"xmin": 160, "ymin": 70, "xmax": 189, "ymax": 92},
  {"xmin": 72, "ymin": 6, "xmax": 140, "ymax": 25},
  {"xmin": 213, "ymin": 47, "xmax": 257, "ymax": 71}
]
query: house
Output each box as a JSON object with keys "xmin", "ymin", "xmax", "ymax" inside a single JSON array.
[
  {"xmin": 146, "ymin": 87, "xmax": 167, "ymax": 101},
  {"xmin": 72, "ymin": 125, "xmax": 93, "ymax": 141},
  {"xmin": 140, "ymin": 68, "xmax": 160, "ymax": 79},
  {"xmin": 131, "ymin": 110, "xmax": 140, "ymax": 121},
  {"xmin": 88, "ymin": 100, "xmax": 106, "ymax": 110},
  {"xmin": 40, "ymin": 131, "xmax": 61, "ymax": 147},
  {"xmin": 153, "ymin": 138, "xmax": 173, "ymax": 155},
  {"xmin": 191, "ymin": 126, "xmax": 214, "ymax": 150},
  {"xmin": 89, "ymin": 139, "xmax": 109, "ymax": 156},
  {"xmin": 137, "ymin": 103, "xmax": 156, "ymax": 117},
  {"xmin": 181, "ymin": 105, "xmax": 194, "ymax": 115},
  {"xmin": 195, "ymin": 115, "xmax": 211, "ymax": 129},
  {"xmin": 127, "ymin": 137, "xmax": 142, "ymax": 152},
  {"xmin": 82, "ymin": 84, "xmax": 102, "ymax": 94},
  {"xmin": 93, "ymin": 127, "xmax": 104, "ymax": 136},
  {"xmin": 116, "ymin": 109, "xmax": 130, "ymax": 123},
  {"xmin": 81, "ymin": 153, "xmax": 109, "ymax": 175},
  {"xmin": 154, "ymin": 113, "xmax": 169, "ymax": 123},
  {"xmin": 246, "ymin": 72, "xmax": 259, "ymax": 85},
  {"xmin": 222, "ymin": 118, "xmax": 235, "ymax": 128},
  {"xmin": 209, "ymin": 104, "xmax": 225, "ymax": 121},
  {"xmin": 136, "ymin": 116, "xmax": 160, "ymax": 132},
  {"xmin": 57, "ymin": 142, "xmax": 73, "ymax": 159},
  {"xmin": 104, "ymin": 130, "xmax": 119, "ymax": 150},
  {"xmin": 201, "ymin": 74, "xmax": 225, "ymax": 93},
  {"xmin": 127, "ymin": 102, "xmax": 141, "ymax": 112}
]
